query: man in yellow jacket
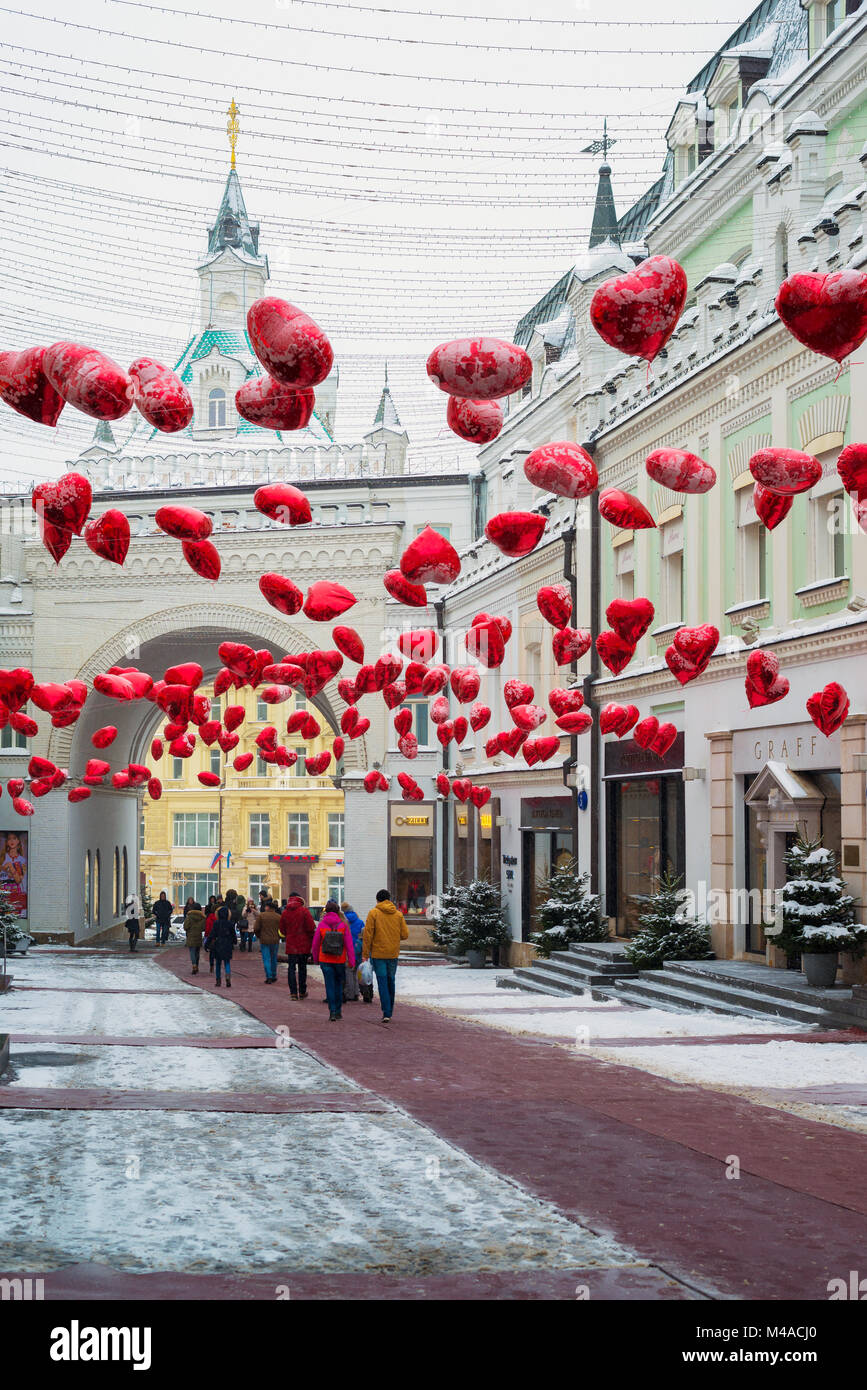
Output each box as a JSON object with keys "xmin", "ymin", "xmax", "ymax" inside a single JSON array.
[{"xmin": 362, "ymin": 889, "xmax": 409, "ymax": 1024}]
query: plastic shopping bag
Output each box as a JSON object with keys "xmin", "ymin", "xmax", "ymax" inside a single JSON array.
[{"xmin": 358, "ymin": 959, "xmax": 373, "ymax": 988}]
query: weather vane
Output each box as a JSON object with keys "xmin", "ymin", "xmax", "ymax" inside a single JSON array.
[
  {"xmin": 582, "ymin": 118, "xmax": 616, "ymax": 161},
  {"xmin": 227, "ymin": 98, "xmax": 239, "ymax": 170}
]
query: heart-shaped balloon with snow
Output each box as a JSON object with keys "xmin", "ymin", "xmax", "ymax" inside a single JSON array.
[
  {"xmin": 485, "ymin": 511, "xmax": 546, "ymax": 558},
  {"xmin": 182, "ymin": 539, "xmax": 220, "ymax": 581},
  {"xmin": 645, "ymin": 448, "xmax": 716, "ymax": 494},
  {"xmin": 469, "ymin": 702, "xmax": 490, "ymax": 732},
  {"xmin": 549, "ymin": 688, "xmax": 583, "ymax": 717},
  {"xmin": 400, "ymin": 525, "xmax": 461, "ymax": 585},
  {"xmin": 450, "ymin": 667, "xmax": 480, "ymax": 703},
  {"xmin": 303, "ymin": 581, "xmax": 357, "ymax": 622},
  {"xmin": 523, "ymin": 441, "xmax": 598, "ymax": 499},
  {"xmin": 674, "ymin": 623, "xmax": 719, "ymax": 669},
  {"xmin": 509, "ymin": 703, "xmax": 547, "ymax": 732},
  {"xmin": 83, "ymin": 510, "xmax": 130, "ymax": 566},
  {"xmin": 218, "ymin": 642, "xmax": 259, "ymax": 683},
  {"xmin": 305, "ymin": 751, "xmax": 332, "ymax": 776},
  {"xmin": 155, "ymin": 504, "xmax": 212, "ymax": 541},
  {"xmin": 394, "ymin": 708, "xmax": 413, "ymax": 738},
  {"xmin": 236, "ymin": 375, "xmax": 314, "ymax": 431},
  {"xmin": 247, "ymin": 297, "xmax": 334, "ymax": 388},
  {"xmin": 426, "ymin": 337, "xmax": 532, "ymax": 400},
  {"xmin": 775, "ymin": 269, "xmax": 867, "ymax": 364},
  {"xmin": 504, "ymin": 679, "xmax": 534, "ymax": 710},
  {"xmin": 446, "ymin": 396, "xmax": 503, "ymax": 444},
  {"xmin": 806, "ymin": 682, "xmax": 849, "ymax": 736},
  {"xmin": 32, "ymin": 471, "xmax": 92, "ymax": 537},
  {"xmin": 745, "ymin": 650, "xmax": 790, "ymax": 709},
  {"xmin": 552, "ymin": 628, "xmax": 592, "ymax": 667},
  {"xmin": 523, "ymin": 736, "xmax": 560, "ymax": 765},
  {"xmin": 253, "ymin": 483, "xmax": 312, "ymax": 527},
  {"xmin": 383, "ymin": 569, "xmax": 428, "ymax": 608},
  {"xmin": 596, "ymin": 630, "xmax": 635, "ymax": 676},
  {"xmin": 753, "ymin": 483, "xmax": 793, "ymax": 531},
  {"xmin": 599, "ymin": 489, "xmax": 656, "ymax": 531},
  {"xmin": 0, "ymin": 346, "xmax": 65, "ymax": 426},
  {"xmin": 606, "ymin": 596, "xmax": 655, "ymax": 645},
  {"xmin": 128, "ymin": 358, "xmax": 194, "ymax": 433},
  {"xmin": 398, "ymin": 629, "xmax": 438, "ymax": 663},
  {"xmin": 43, "ymin": 342, "xmax": 134, "ymax": 420},
  {"xmin": 259, "ymin": 573, "xmax": 304, "ymax": 616},
  {"xmin": 436, "ymin": 773, "xmax": 452, "ymax": 797},
  {"xmin": 555, "ymin": 710, "xmax": 592, "ymax": 735},
  {"xmin": 381, "ymin": 680, "xmax": 405, "ymax": 710},
  {"xmin": 590, "ymin": 255, "xmax": 688, "ymax": 362},
  {"xmin": 0, "ymin": 668, "xmax": 34, "ymax": 712},
  {"xmin": 12, "ymin": 796, "xmax": 34, "ymax": 816},
  {"xmin": 837, "ymin": 443, "xmax": 867, "ymax": 499},
  {"xmin": 465, "ymin": 617, "xmax": 505, "ymax": 669},
  {"xmin": 536, "ymin": 584, "xmax": 572, "ymax": 630},
  {"xmin": 430, "ymin": 695, "xmax": 450, "ymax": 726},
  {"xmin": 750, "ymin": 448, "xmax": 821, "ymax": 496},
  {"xmin": 363, "ymin": 770, "xmax": 386, "ymax": 793},
  {"xmin": 421, "ymin": 665, "xmax": 448, "ymax": 696}
]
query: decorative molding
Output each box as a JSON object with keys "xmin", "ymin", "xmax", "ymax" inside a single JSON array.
[
  {"xmin": 721, "ymin": 403, "xmax": 772, "ymax": 437},
  {"xmin": 797, "ymin": 394, "xmax": 850, "ymax": 450},
  {"xmin": 727, "ymin": 433, "xmax": 772, "ymax": 480},
  {"xmin": 795, "ymin": 577, "xmax": 850, "ymax": 608}
]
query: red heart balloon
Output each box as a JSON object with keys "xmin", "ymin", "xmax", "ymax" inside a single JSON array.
[
  {"xmin": 84, "ymin": 758, "xmax": 111, "ymax": 780},
  {"xmin": 164, "ymin": 662, "xmax": 203, "ymax": 690},
  {"xmin": 383, "ymin": 569, "xmax": 428, "ymax": 607},
  {"xmin": 451, "ymin": 778, "xmax": 471, "ymax": 803},
  {"xmin": 394, "ymin": 708, "xmax": 413, "ymax": 737},
  {"xmin": 92, "ymin": 726, "xmax": 118, "ymax": 749},
  {"xmin": 429, "ymin": 695, "xmax": 450, "ymax": 725},
  {"xmin": 197, "ymin": 770, "xmax": 221, "ymax": 788},
  {"xmin": 332, "ymin": 736, "xmax": 345, "ymax": 762},
  {"xmin": 0, "ymin": 346, "xmax": 65, "ymax": 426},
  {"xmin": 449, "ymin": 667, "xmax": 479, "ymax": 703},
  {"xmin": 198, "ymin": 720, "xmax": 221, "ymax": 746},
  {"xmin": 533, "ymin": 736, "xmax": 561, "ymax": 763},
  {"xmin": 620, "ymin": 705, "xmax": 640, "ymax": 737},
  {"xmin": 485, "ymin": 511, "xmax": 547, "ymax": 558},
  {"xmin": 111, "ymin": 668, "xmax": 152, "ymax": 700},
  {"xmin": 599, "ymin": 703, "xmax": 630, "ymax": 736},
  {"xmin": 147, "ymin": 777, "xmax": 162, "ymax": 800},
  {"xmin": 510, "ymin": 703, "xmax": 547, "ymax": 732},
  {"xmin": 286, "ymin": 710, "xmax": 308, "ymax": 733},
  {"xmin": 233, "ymin": 753, "xmax": 254, "ymax": 772},
  {"xmin": 836, "ymin": 442, "xmax": 867, "ymax": 500},
  {"xmin": 403, "ymin": 662, "xmax": 427, "ymax": 694},
  {"xmin": 338, "ymin": 677, "xmax": 357, "ymax": 706},
  {"xmin": 400, "ymin": 525, "xmax": 461, "ymax": 585},
  {"xmin": 218, "ymin": 642, "xmax": 258, "ymax": 682},
  {"xmin": 436, "ymin": 773, "xmax": 452, "ymax": 797},
  {"xmin": 382, "ymin": 680, "xmax": 406, "ymax": 710},
  {"xmin": 259, "ymin": 573, "xmax": 304, "ymax": 615},
  {"xmin": 775, "ymin": 269, "xmax": 867, "ymax": 364},
  {"xmin": 43, "ymin": 342, "xmax": 134, "ymax": 420},
  {"xmin": 436, "ymin": 721, "xmax": 455, "ymax": 748},
  {"xmin": 128, "ymin": 358, "xmax": 194, "ymax": 433},
  {"xmin": 375, "ymin": 654, "xmax": 403, "ymax": 689},
  {"xmin": 364, "ymin": 770, "xmax": 382, "ymax": 793},
  {"xmin": 218, "ymin": 729, "xmax": 240, "ymax": 754},
  {"xmin": 304, "ymin": 649, "xmax": 343, "ymax": 697},
  {"xmin": 32, "ymin": 471, "xmax": 92, "ymax": 537},
  {"xmin": 664, "ymin": 648, "xmax": 701, "ymax": 687},
  {"xmin": 750, "ymin": 448, "xmax": 821, "ymax": 496},
  {"xmin": 421, "ymin": 665, "xmax": 448, "ymax": 696},
  {"xmin": 552, "ymin": 628, "xmax": 592, "ymax": 667},
  {"xmin": 606, "ymin": 597, "xmax": 655, "ymax": 645},
  {"xmin": 485, "ymin": 734, "xmax": 502, "ymax": 758},
  {"xmin": 504, "ymin": 679, "xmax": 534, "ymax": 710},
  {"xmin": 599, "ymin": 489, "xmax": 656, "ymax": 530},
  {"xmin": 398, "ymin": 629, "xmax": 438, "ymax": 662},
  {"xmin": 470, "ymin": 702, "xmax": 491, "ymax": 732},
  {"xmin": 446, "ymin": 395, "xmax": 503, "ymax": 444},
  {"xmin": 213, "ymin": 668, "xmax": 234, "ymax": 696},
  {"xmin": 426, "ymin": 337, "xmax": 532, "ymax": 400},
  {"xmin": 305, "ymin": 751, "xmax": 332, "ymax": 776},
  {"xmin": 247, "ymin": 297, "xmax": 333, "ymax": 388},
  {"xmin": 68, "ymin": 787, "xmax": 92, "ymax": 803},
  {"xmin": 453, "ymin": 715, "xmax": 468, "ymax": 743},
  {"xmin": 806, "ymin": 682, "xmax": 849, "ymax": 736},
  {"xmin": 522, "ymin": 738, "xmax": 541, "ymax": 767},
  {"xmin": 253, "ymin": 483, "xmax": 312, "ymax": 527},
  {"xmin": 595, "ymin": 630, "xmax": 635, "ymax": 676},
  {"xmin": 549, "ymin": 688, "xmax": 584, "ymax": 717},
  {"xmin": 0, "ymin": 668, "xmax": 34, "ymax": 712},
  {"xmin": 303, "ymin": 581, "xmax": 357, "ymax": 622},
  {"xmin": 349, "ymin": 716, "xmax": 370, "ymax": 739},
  {"xmin": 650, "ymin": 722, "xmax": 677, "ymax": 756},
  {"xmin": 93, "ymin": 673, "xmax": 136, "ymax": 702},
  {"xmin": 523, "ymin": 442, "xmax": 598, "ymax": 499},
  {"xmin": 753, "ymin": 483, "xmax": 793, "ymax": 531},
  {"xmin": 674, "ymin": 624, "xmax": 719, "ymax": 668},
  {"xmin": 633, "ymin": 716, "xmax": 659, "ymax": 749},
  {"xmin": 536, "ymin": 583, "xmax": 572, "ymax": 630},
  {"xmin": 37, "ymin": 518, "xmax": 72, "ymax": 564},
  {"xmin": 235, "ymin": 375, "xmax": 314, "ymax": 431},
  {"xmin": 745, "ymin": 647, "xmax": 790, "ymax": 709},
  {"xmin": 645, "ymin": 448, "xmax": 716, "ymax": 494},
  {"xmin": 465, "ymin": 618, "xmax": 505, "ymax": 669},
  {"xmin": 83, "ymin": 509, "xmax": 130, "ymax": 566},
  {"xmin": 590, "ymin": 255, "xmax": 687, "ymax": 362},
  {"xmin": 555, "ymin": 710, "xmax": 593, "ymax": 735},
  {"xmin": 470, "ymin": 784, "xmax": 491, "ymax": 809},
  {"xmin": 155, "ymin": 505, "xmax": 212, "ymax": 541},
  {"xmin": 9, "ymin": 712, "xmax": 37, "ymax": 736},
  {"xmin": 12, "ymin": 796, "xmax": 34, "ymax": 816}
]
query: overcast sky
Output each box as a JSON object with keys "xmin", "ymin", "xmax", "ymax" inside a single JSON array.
[{"xmin": 0, "ymin": 0, "xmax": 753, "ymax": 480}]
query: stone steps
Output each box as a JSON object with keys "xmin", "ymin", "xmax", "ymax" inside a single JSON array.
[
  {"xmin": 611, "ymin": 961, "xmax": 860, "ymax": 1029},
  {"xmin": 507, "ymin": 942, "xmax": 637, "ymax": 999}
]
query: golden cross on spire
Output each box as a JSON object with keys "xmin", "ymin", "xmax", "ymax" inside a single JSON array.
[{"xmin": 227, "ymin": 99, "xmax": 239, "ymax": 170}]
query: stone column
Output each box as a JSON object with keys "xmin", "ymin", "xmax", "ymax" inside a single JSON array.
[
  {"xmin": 705, "ymin": 730, "xmax": 734, "ymax": 959},
  {"xmin": 840, "ymin": 713, "xmax": 867, "ymax": 985}
]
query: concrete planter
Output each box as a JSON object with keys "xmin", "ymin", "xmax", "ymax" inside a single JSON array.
[
  {"xmin": 802, "ymin": 952, "xmax": 839, "ymax": 989},
  {"xmin": 466, "ymin": 949, "xmax": 487, "ymax": 969}
]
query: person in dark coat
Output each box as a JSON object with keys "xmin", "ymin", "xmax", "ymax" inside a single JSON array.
[
  {"xmin": 210, "ymin": 904, "xmax": 236, "ymax": 987},
  {"xmin": 342, "ymin": 903, "xmax": 366, "ymax": 1002},
  {"xmin": 152, "ymin": 891, "xmax": 174, "ymax": 945},
  {"xmin": 124, "ymin": 894, "xmax": 140, "ymax": 953},
  {"xmin": 255, "ymin": 899, "xmax": 282, "ymax": 984},
  {"xmin": 279, "ymin": 893, "xmax": 316, "ymax": 998},
  {"xmin": 183, "ymin": 896, "xmax": 195, "ymax": 919},
  {"xmin": 184, "ymin": 902, "xmax": 205, "ymax": 974}
]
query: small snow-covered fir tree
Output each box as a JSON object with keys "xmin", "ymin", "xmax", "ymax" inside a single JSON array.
[
  {"xmin": 779, "ymin": 837, "xmax": 867, "ymax": 957},
  {"xmin": 625, "ymin": 869, "xmax": 713, "ymax": 971},
  {"xmin": 531, "ymin": 859, "xmax": 608, "ymax": 958},
  {"xmin": 451, "ymin": 879, "xmax": 511, "ymax": 956},
  {"xmin": 0, "ymin": 884, "xmax": 24, "ymax": 958},
  {"xmin": 428, "ymin": 881, "xmax": 467, "ymax": 953},
  {"xmin": 139, "ymin": 884, "xmax": 155, "ymax": 930}
]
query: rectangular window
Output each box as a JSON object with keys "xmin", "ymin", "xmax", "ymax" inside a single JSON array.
[
  {"xmin": 210, "ymin": 698, "xmax": 222, "ymax": 722},
  {"xmin": 175, "ymin": 872, "xmax": 218, "ymax": 907},
  {"xmin": 327, "ymin": 877, "xmax": 344, "ymax": 903},
  {"xmin": 736, "ymin": 486, "xmax": 766, "ymax": 602},
  {"xmin": 0, "ymin": 726, "xmax": 28, "ymax": 752},
  {"xmin": 294, "ymin": 694, "xmax": 307, "ymax": 712},
  {"xmin": 249, "ymin": 812, "xmax": 271, "ymax": 848},
  {"xmin": 256, "ymin": 698, "xmax": 268, "ymax": 721},
  {"xmin": 812, "ymin": 491, "xmax": 847, "ymax": 582},
  {"xmin": 288, "ymin": 812, "xmax": 309, "ymax": 849},
  {"xmin": 327, "ymin": 812, "xmax": 345, "ymax": 849},
  {"xmin": 256, "ymin": 753, "xmax": 270, "ymax": 778},
  {"xmin": 249, "ymin": 873, "xmax": 268, "ymax": 902},
  {"xmin": 172, "ymin": 757, "xmax": 184, "ymax": 780},
  {"xmin": 173, "ymin": 812, "xmax": 219, "ymax": 847},
  {"xmin": 295, "ymin": 756, "xmax": 307, "ymax": 778},
  {"xmin": 410, "ymin": 699, "xmax": 429, "ymax": 747},
  {"xmin": 660, "ymin": 518, "xmax": 684, "ymax": 625},
  {"xmin": 209, "ymin": 748, "xmax": 222, "ymax": 777},
  {"xmin": 615, "ymin": 539, "xmax": 635, "ymax": 601},
  {"xmin": 415, "ymin": 522, "xmax": 451, "ymax": 542}
]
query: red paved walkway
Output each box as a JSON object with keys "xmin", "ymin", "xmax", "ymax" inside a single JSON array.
[{"xmin": 155, "ymin": 946, "xmax": 867, "ymax": 1301}]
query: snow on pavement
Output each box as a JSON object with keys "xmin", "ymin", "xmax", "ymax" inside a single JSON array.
[
  {"xmin": 5, "ymin": 952, "xmax": 200, "ymax": 993},
  {"xmin": 2, "ymin": 980, "xmax": 273, "ymax": 1037}
]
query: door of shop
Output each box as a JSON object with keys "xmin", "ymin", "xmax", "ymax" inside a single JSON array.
[{"xmin": 606, "ymin": 774, "xmax": 685, "ymax": 936}]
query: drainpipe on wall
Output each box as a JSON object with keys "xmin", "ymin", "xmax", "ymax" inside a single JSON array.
[
  {"xmin": 435, "ymin": 596, "xmax": 448, "ymax": 898},
  {"xmin": 583, "ymin": 439, "xmax": 601, "ymax": 899},
  {"xmin": 561, "ymin": 524, "xmax": 580, "ymax": 864}
]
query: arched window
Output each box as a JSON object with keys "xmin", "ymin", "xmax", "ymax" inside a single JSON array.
[
  {"xmin": 208, "ymin": 388, "xmax": 227, "ymax": 428},
  {"xmin": 114, "ymin": 847, "xmax": 120, "ymax": 915},
  {"xmin": 94, "ymin": 850, "xmax": 101, "ymax": 927},
  {"xmin": 84, "ymin": 850, "xmax": 92, "ymax": 927},
  {"xmin": 122, "ymin": 846, "xmax": 129, "ymax": 905}
]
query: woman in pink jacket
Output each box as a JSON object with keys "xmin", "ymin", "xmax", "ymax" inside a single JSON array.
[{"xmin": 311, "ymin": 900, "xmax": 356, "ymax": 1022}]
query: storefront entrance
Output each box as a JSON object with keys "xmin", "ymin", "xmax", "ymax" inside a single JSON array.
[
  {"xmin": 389, "ymin": 804, "xmax": 434, "ymax": 918},
  {"xmin": 604, "ymin": 732, "xmax": 686, "ymax": 938},
  {"xmin": 519, "ymin": 797, "xmax": 574, "ymax": 941}
]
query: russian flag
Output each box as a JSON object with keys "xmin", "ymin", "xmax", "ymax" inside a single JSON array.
[{"xmin": 210, "ymin": 851, "xmax": 222, "ymax": 869}]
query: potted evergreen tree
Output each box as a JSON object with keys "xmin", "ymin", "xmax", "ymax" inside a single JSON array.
[
  {"xmin": 428, "ymin": 881, "xmax": 467, "ymax": 957},
  {"xmin": 778, "ymin": 837, "xmax": 867, "ymax": 988},
  {"xmin": 448, "ymin": 879, "xmax": 511, "ymax": 968},
  {"xmin": 531, "ymin": 858, "xmax": 609, "ymax": 958},
  {"xmin": 625, "ymin": 869, "xmax": 713, "ymax": 972}
]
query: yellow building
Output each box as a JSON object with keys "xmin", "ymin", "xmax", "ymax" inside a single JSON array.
[{"xmin": 141, "ymin": 682, "xmax": 345, "ymax": 911}]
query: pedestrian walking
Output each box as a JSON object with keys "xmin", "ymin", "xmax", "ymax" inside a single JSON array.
[
  {"xmin": 362, "ymin": 889, "xmax": 409, "ymax": 1023},
  {"xmin": 210, "ymin": 903, "xmax": 236, "ymax": 987},
  {"xmin": 152, "ymin": 890, "xmax": 174, "ymax": 945},
  {"xmin": 279, "ymin": 893, "xmax": 315, "ymax": 998},
  {"xmin": 124, "ymin": 894, "xmax": 141, "ymax": 953},
  {"xmin": 183, "ymin": 896, "xmax": 195, "ymax": 919},
  {"xmin": 341, "ymin": 902, "xmax": 365, "ymax": 1002},
  {"xmin": 184, "ymin": 901, "xmax": 205, "ymax": 974},
  {"xmin": 255, "ymin": 898, "xmax": 282, "ymax": 983},
  {"xmin": 240, "ymin": 898, "xmax": 257, "ymax": 952},
  {"xmin": 204, "ymin": 904, "xmax": 218, "ymax": 973},
  {"xmin": 311, "ymin": 900, "xmax": 355, "ymax": 1021}
]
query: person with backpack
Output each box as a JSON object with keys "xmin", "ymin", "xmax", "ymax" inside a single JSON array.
[
  {"xmin": 341, "ymin": 903, "xmax": 365, "ymax": 1003},
  {"xmin": 124, "ymin": 894, "xmax": 141, "ymax": 953},
  {"xmin": 311, "ymin": 900, "xmax": 355, "ymax": 1021},
  {"xmin": 255, "ymin": 898, "xmax": 282, "ymax": 984},
  {"xmin": 184, "ymin": 901, "xmax": 206, "ymax": 974},
  {"xmin": 362, "ymin": 889, "xmax": 409, "ymax": 1024},
  {"xmin": 279, "ymin": 893, "xmax": 316, "ymax": 998},
  {"xmin": 204, "ymin": 903, "xmax": 218, "ymax": 973},
  {"xmin": 152, "ymin": 890, "xmax": 174, "ymax": 945},
  {"xmin": 210, "ymin": 903, "xmax": 236, "ymax": 987}
]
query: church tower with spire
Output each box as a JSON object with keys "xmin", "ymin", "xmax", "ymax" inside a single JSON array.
[{"xmin": 364, "ymin": 364, "xmax": 408, "ymax": 474}]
